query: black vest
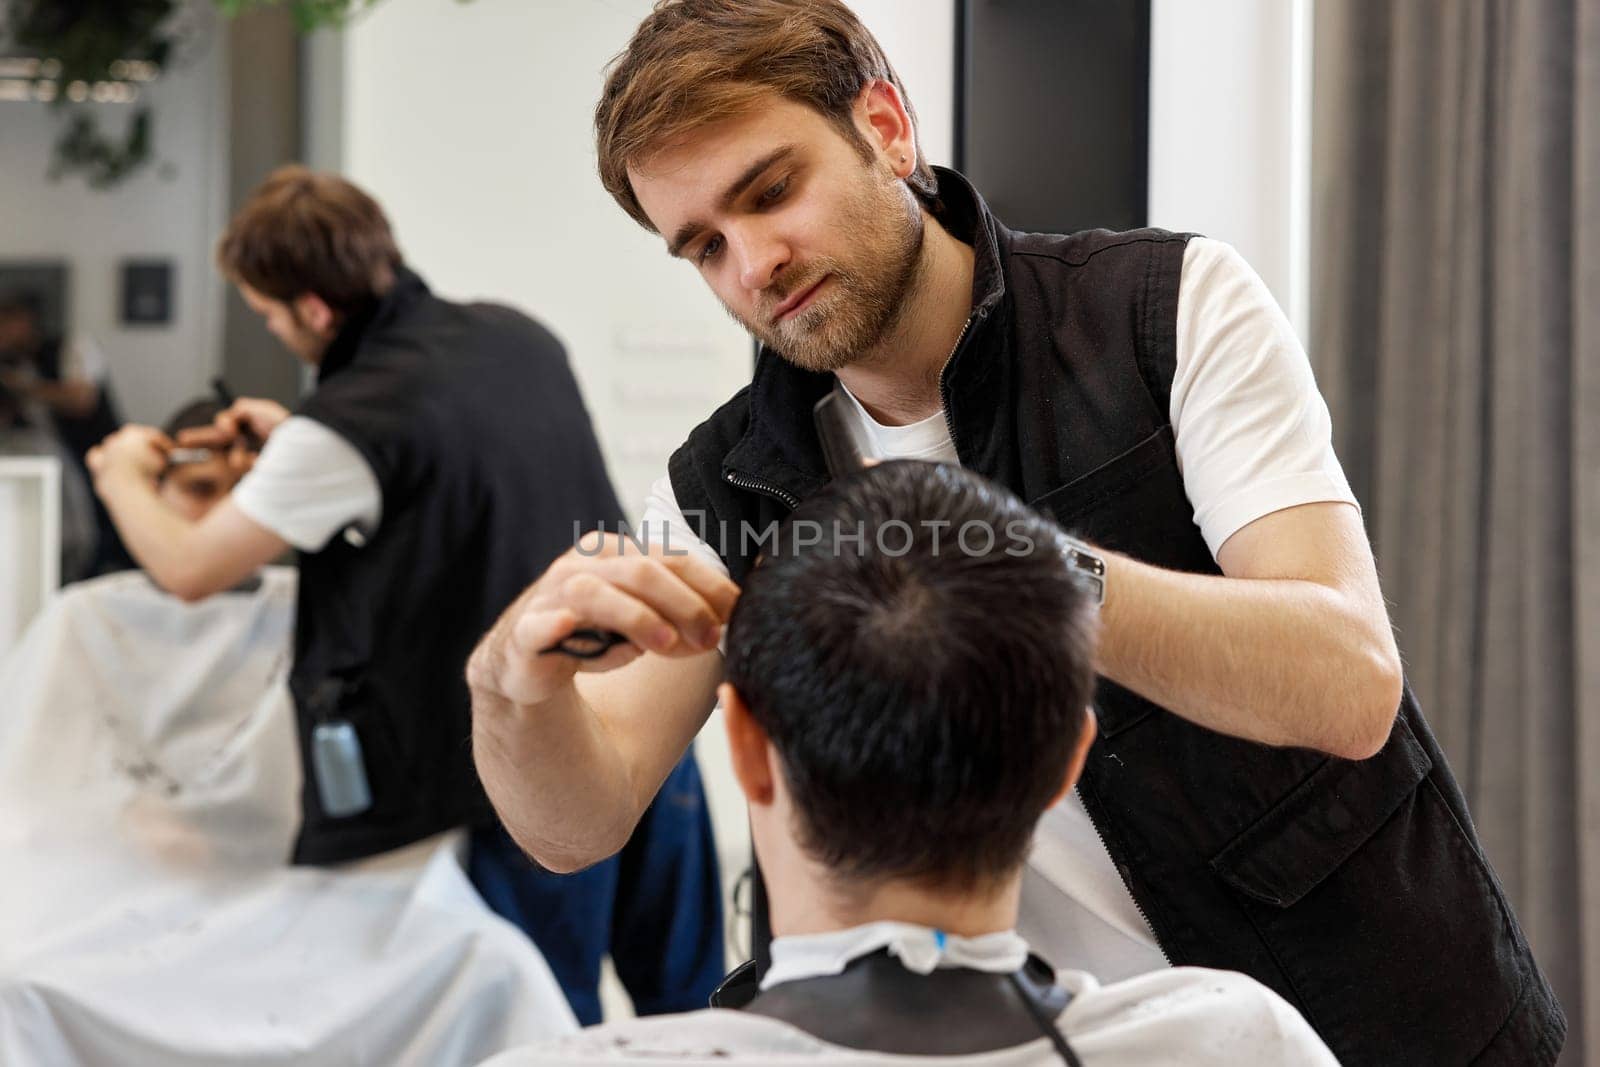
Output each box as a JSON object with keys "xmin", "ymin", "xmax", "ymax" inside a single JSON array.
[
  {"xmin": 290, "ymin": 267, "xmax": 623, "ymax": 864},
  {"xmin": 669, "ymin": 169, "xmax": 1563, "ymax": 1065}
]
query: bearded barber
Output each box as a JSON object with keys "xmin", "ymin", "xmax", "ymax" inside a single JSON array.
[
  {"xmin": 88, "ymin": 166, "xmax": 725, "ymax": 1025},
  {"xmin": 467, "ymin": 1, "xmax": 1562, "ymax": 1063}
]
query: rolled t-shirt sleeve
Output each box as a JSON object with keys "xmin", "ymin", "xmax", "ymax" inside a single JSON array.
[
  {"xmin": 1171, "ymin": 238, "xmax": 1358, "ymax": 560},
  {"xmin": 231, "ymin": 416, "xmax": 383, "ymax": 553}
]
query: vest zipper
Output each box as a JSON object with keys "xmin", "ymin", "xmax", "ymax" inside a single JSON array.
[
  {"xmin": 1080, "ymin": 786, "xmax": 1174, "ymax": 965},
  {"xmin": 934, "ymin": 305, "xmax": 1173, "ymax": 966},
  {"xmin": 938, "ymin": 311, "xmax": 981, "ymax": 445},
  {"xmin": 723, "ymin": 470, "xmax": 800, "ymax": 510},
  {"xmin": 730, "ymin": 312, "xmax": 978, "ymax": 506}
]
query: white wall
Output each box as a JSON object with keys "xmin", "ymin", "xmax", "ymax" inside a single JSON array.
[
  {"xmin": 1148, "ymin": 0, "xmax": 1312, "ymax": 339},
  {"xmin": 339, "ymin": 0, "xmax": 951, "ymax": 518},
  {"xmin": 341, "ymin": 0, "xmax": 743, "ymax": 520},
  {"xmin": 849, "ymin": 0, "xmax": 955, "ymax": 169},
  {"xmin": 0, "ymin": 5, "xmax": 229, "ymax": 424}
]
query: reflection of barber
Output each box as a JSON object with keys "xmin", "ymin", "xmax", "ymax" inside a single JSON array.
[
  {"xmin": 88, "ymin": 167, "xmax": 725, "ymax": 1024},
  {"xmin": 469, "ymin": 2, "xmax": 1561, "ymax": 1063}
]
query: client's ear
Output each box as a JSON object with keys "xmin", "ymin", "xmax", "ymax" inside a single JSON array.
[
  {"xmin": 719, "ymin": 682, "xmax": 776, "ymax": 807},
  {"xmin": 1048, "ymin": 706, "xmax": 1099, "ymax": 808}
]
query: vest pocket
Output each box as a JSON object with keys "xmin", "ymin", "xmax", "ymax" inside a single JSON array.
[
  {"xmin": 1091, "ymin": 681, "xmax": 1162, "ymax": 739},
  {"xmin": 1208, "ymin": 714, "xmax": 1523, "ymax": 1063},
  {"xmin": 1209, "ymin": 715, "xmax": 1432, "ymax": 907},
  {"xmin": 1030, "ymin": 425, "xmax": 1178, "ymax": 531}
]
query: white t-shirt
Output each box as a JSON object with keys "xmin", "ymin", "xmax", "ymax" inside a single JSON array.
[
  {"xmin": 483, "ymin": 922, "xmax": 1337, "ymax": 1067},
  {"xmin": 638, "ymin": 238, "xmax": 1355, "ymax": 563},
  {"xmin": 636, "ymin": 238, "xmax": 1358, "ymax": 982},
  {"xmin": 231, "ymin": 415, "xmax": 383, "ymax": 552}
]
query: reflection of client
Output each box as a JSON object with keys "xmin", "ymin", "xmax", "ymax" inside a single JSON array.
[
  {"xmin": 156, "ymin": 397, "xmax": 254, "ymax": 523},
  {"xmin": 0, "ymin": 395, "xmax": 277, "ymax": 814},
  {"xmin": 0, "ymin": 398, "xmax": 578, "ymax": 1063},
  {"xmin": 494, "ymin": 461, "xmax": 1335, "ymax": 1066},
  {"xmin": 85, "ymin": 168, "xmax": 723, "ymax": 1025}
]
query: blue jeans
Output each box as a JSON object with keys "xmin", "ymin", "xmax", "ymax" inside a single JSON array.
[{"xmin": 468, "ymin": 752, "xmax": 724, "ymax": 1026}]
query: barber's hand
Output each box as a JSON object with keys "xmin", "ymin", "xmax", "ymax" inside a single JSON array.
[
  {"xmin": 222, "ymin": 435, "xmax": 260, "ymax": 479},
  {"xmin": 177, "ymin": 397, "xmax": 289, "ymax": 451},
  {"xmin": 467, "ymin": 532, "xmax": 740, "ymax": 708},
  {"xmin": 86, "ymin": 425, "xmax": 171, "ymax": 487}
]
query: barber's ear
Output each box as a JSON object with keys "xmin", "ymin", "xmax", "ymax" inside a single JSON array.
[
  {"xmin": 291, "ymin": 293, "xmax": 338, "ymax": 337},
  {"xmin": 1048, "ymin": 706, "xmax": 1099, "ymax": 808},
  {"xmin": 854, "ymin": 79, "xmax": 917, "ymax": 179},
  {"xmin": 719, "ymin": 682, "xmax": 776, "ymax": 807}
]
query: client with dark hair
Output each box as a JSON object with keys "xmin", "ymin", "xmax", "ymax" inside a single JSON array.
[
  {"xmin": 726, "ymin": 461, "xmax": 1097, "ymax": 899},
  {"xmin": 157, "ymin": 399, "xmax": 250, "ymax": 522},
  {"xmin": 490, "ymin": 461, "xmax": 1335, "ymax": 1066}
]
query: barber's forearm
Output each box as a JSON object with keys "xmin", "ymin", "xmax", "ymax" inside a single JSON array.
[
  {"xmin": 1096, "ymin": 553, "xmax": 1403, "ymax": 759},
  {"xmin": 471, "ymin": 683, "xmax": 641, "ymax": 872},
  {"xmin": 95, "ymin": 471, "xmax": 213, "ymax": 598}
]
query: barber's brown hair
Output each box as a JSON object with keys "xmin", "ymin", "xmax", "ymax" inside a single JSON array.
[
  {"xmin": 595, "ymin": 0, "xmax": 938, "ymax": 232},
  {"xmin": 216, "ymin": 166, "xmax": 400, "ymax": 316}
]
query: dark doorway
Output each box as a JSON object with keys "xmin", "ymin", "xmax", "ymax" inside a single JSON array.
[{"xmin": 955, "ymin": 1, "xmax": 1151, "ymax": 234}]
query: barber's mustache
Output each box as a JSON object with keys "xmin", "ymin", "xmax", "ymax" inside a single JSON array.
[{"xmin": 758, "ymin": 263, "xmax": 848, "ymax": 324}]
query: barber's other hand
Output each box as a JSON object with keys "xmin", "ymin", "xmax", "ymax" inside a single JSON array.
[
  {"xmin": 467, "ymin": 533, "xmax": 740, "ymax": 708},
  {"xmin": 86, "ymin": 425, "xmax": 171, "ymax": 487},
  {"xmin": 177, "ymin": 397, "xmax": 289, "ymax": 450}
]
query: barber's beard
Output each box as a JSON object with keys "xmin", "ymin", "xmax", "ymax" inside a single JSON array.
[{"xmin": 732, "ymin": 177, "xmax": 926, "ymax": 374}]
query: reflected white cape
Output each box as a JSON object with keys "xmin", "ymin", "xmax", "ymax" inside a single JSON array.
[{"xmin": 0, "ymin": 569, "xmax": 575, "ymax": 1065}]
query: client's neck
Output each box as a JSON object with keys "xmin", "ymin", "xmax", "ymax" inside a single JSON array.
[{"xmin": 771, "ymin": 863, "xmax": 1023, "ymax": 940}]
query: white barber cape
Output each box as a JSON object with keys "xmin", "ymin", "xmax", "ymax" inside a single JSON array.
[
  {"xmin": 0, "ymin": 569, "xmax": 576, "ymax": 1066},
  {"xmin": 487, "ymin": 923, "xmax": 1337, "ymax": 1066}
]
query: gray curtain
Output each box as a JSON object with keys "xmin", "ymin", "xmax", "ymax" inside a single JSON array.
[{"xmin": 1312, "ymin": 1, "xmax": 1599, "ymax": 1062}]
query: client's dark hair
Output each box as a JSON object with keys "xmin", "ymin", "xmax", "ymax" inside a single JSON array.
[
  {"xmin": 162, "ymin": 397, "xmax": 224, "ymax": 439},
  {"xmin": 724, "ymin": 460, "xmax": 1098, "ymax": 891}
]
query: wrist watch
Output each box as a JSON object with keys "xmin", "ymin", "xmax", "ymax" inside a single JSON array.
[{"xmin": 1059, "ymin": 534, "xmax": 1107, "ymax": 607}]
